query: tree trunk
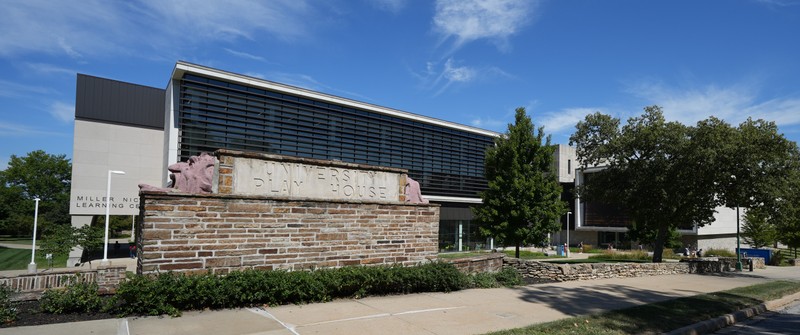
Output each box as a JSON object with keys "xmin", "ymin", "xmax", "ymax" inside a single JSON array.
[
  {"xmin": 651, "ymin": 225, "xmax": 669, "ymax": 263},
  {"xmin": 515, "ymin": 242, "xmax": 521, "ymax": 259}
]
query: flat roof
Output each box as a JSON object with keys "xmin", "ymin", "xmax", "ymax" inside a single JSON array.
[{"xmin": 170, "ymin": 61, "xmax": 502, "ymax": 138}]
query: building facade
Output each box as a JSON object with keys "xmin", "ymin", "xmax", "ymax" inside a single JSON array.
[
  {"xmin": 69, "ymin": 62, "xmax": 501, "ymax": 264},
  {"xmin": 69, "ymin": 61, "xmax": 743, "ymax": 266}
]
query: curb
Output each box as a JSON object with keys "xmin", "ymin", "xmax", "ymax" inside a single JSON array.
[{"xmin": 667, "ymin": 291, "xmax": 800, "ymax": 335}]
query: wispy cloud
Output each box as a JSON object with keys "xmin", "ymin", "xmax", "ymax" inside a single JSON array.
[
  {"xmin": 49, "ymin": 101, "xmax": 74, "ymax": 123},
  {"xmin": 224, "ymin": 48, "xmax": 267, "ymax": 62},
  {"xmin": 469, "ymin": 108, "xmax": 519, "ymax": 132},
  {"xmin": 25, "ymin": 63, "xmax": 78, "ymax": 76},
  {"xmin": 433, "ymin": 0, "xmax": 538, "ymax": 52},
  {"xmin": 626, "ymin": 80, "xmax": 800, "ymax": 127},
  {"xmin": 434, "ymin": 58, "xmax": 477, "ymax": 95},
  {"xmin": 0, "ymin": 121, "xmax": 68, "ymax": 137},
  {"xmin": 754, "ymin": 0, "xmax": 800, "ymax": 7},
  {"xmin": 0, "ymin": 1, "xmax": 126, "ymax": 57},
  {"xmin": 140, "ymin": 0, "xmax": 313, "ymax": 42},
  {"xmin": 538, "ymin": 107, "xmax": 605, "ymax": 134},
  {"xmin": 0, "ymin": 0, "xmax": 316, "ymax": 59},
  {"xmin": 268, "ymin": 72, "xmax": 374, "ymax": 102},
  {"xmin": 0, "ymin": 80, "xmax": 55, "ymax": 98},
  {"xmin": 414, "ymin": 58, "xmax": 511, "ymax": 96},
  {"xmin": 368, "ymin": 0, "xmax": 408, "ymax": 13}
]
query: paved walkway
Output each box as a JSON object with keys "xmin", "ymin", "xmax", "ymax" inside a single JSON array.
[{"xmin": 3, "ymin": 266, "xmax": 797, "ymax": 335}]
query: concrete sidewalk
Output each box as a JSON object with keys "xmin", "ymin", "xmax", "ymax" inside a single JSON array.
[{"xmin": 3, "ymin": 267, "xmax": 797, "ymax": 335}]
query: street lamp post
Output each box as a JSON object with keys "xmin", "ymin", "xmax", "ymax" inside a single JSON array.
[
  {"xmin": 566, "ymin": 211, "xmax": 572, "ymax": 257},
  {"xmin": 736, "ymin": 205, "xmax": 743, "ymax": 271},
  {"xmin": 27, "ymin": 198, "xmax": 40, "ymax": 274},
  {"xmin": 731, "ymin": 174, "xmax": 743, "ymax": 271},
  {"xmin": 101, "ymin": 170, "xmax": 125, "ymax": 266}
]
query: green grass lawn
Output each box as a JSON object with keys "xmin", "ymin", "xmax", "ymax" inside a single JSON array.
[
  {"xmin": 0, "ymin": 247, "xmax": 68, "ymax": 271},
  {"xmin": 438, "ymin": 250, "xmax": 568, "ymax": 260},
  {"xmin": 502, "ymin": 250, "xmax": 567, "ymax": 260},
  {"xmin": 437, "ymin": 251, "xmax": 491, "ymax": 259},
  {"xmin": 485, "ymin": 280, "xmax": 800, "ymax": 335},
  {"xmin": 0, "ymin": 236, "xmax": 33, "ymax": 246}
]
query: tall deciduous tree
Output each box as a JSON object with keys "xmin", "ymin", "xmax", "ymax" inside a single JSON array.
[
  {"xmin": 571, "ymin": 106, "xmax": 798, "ymax": 262},
  {"xmin": 472, "ymin": 107, "xmax": 566, "ymax": 258},
  {"xmin": 741, "ymin": 207, "xmax": 777, "ymax": 249},
  {"xmin": 0, "ymin": 150, "xmax": 72, "ymax": 236}
]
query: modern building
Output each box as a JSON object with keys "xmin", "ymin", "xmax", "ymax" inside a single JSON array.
[
  {"xmin": 68, "ymin": 61, "xmax": 744, "ymax": 266},
  {"xmin": 569, "ymin": 165, "xmax": 746, "ymax": 251},
  {"xmin": 69, "ymin": 61, "xmax": 501, "ymax": 264}
]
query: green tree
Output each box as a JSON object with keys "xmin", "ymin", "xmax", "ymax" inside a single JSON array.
[
  {"xmin": 76, "ymin": 224, "xmax": 104, "ymax": 266},
  {"xmin": 472, "ymin": 107, "xmax": 566, "ymax": 258},
  {"xmin": 571, "ymin": 107, "xmax": 798, "ymax": 262},
  {"xmin": 571, "ymin": 107, "xmax": 735, "ymax": 262},
  {"xmin": 764, "ymin": 161, "xmax": 800, "ymax": 258},
  {"xmin": 741, "ymin": 207, "xmax": 777, "ymax": 249},
  {"xmin": 40, "ymin": 224, "xmax": 77, "ymax": 261},
  {"xmin": 0, "ymin": 150, "xmax": 71, "ymax": 236}
]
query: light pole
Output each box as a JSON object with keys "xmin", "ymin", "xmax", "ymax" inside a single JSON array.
[
  {"xmin": 101, "ymin": 170, "xmax": 125, "ymax": 265},
  {"xmin": 731, "ymin": 174, "xmax": 743, "ymax": 271},
  {"xmin": 27, "ymin": 198, "xmax": 40, "ymax": 274},
  {"xmin": 130, "ymin": 215, "xmax": 135, "ymax": 242},
  {"xmin": 735, "ymin": 205, "xmax": 743, "ymax": 271},
  {"xmin": 566, "ymin": 211, "xmax": 572, "ymax": 257}
]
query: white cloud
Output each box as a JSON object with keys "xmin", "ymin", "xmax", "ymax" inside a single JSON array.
[
  {"xmin": 0, "ymin": 0, "xmax": 315, "ymax": 59},
  {"xmin": 415, "ymin": 58, "xmax": 510, "ymax": 96},
  {"xmin": 469, "ymin": 108, "xmax": 520, "ymax": 132},
  {"xmin": 139, "ymin": 0, "xmax": 312, "ymax": 42},
  {"xmin": 442, "ymin": 58, "xmax": 476, "ymax": 82},
  {"xmin": 49, "ymin": 102, "xmax": 74, "ymax": 123},
  {"xmin": 433, "ymin": 0, "xmax": 537, "ymax": 52},
  {"xmin": 0, "ymin": 121, "xmax": 66, "ymax": 137},
  {"xmin": 538, "ymin": 108, "xmax": 604, "ymax": 134},
  {"xmin": 755, "ymin": 0, "xmax": 800, "ymax": 7},
  {"xmin": 627, "ymin": 80, "xmax": 800, "ymax": 127},
  {"xmin": 434, "ymin": 58, "xmax": 476, "ymax": 96},
  {"xmin": 26, "ymin": 63, "xmax": 78, "ymax": 76},
  {"xmin": 0, "ymin": 1, "xmax": 126, "ymax": 57},
  {"xmin": 224, "ymin": 48, "xmax": 266, "ymax": 62},
  {"xmin": 0, "ymin": 80, "xmax": 55, "ymax": 98},
  {"xmin": 470, "ymin": 116, "xmax": 509, "ymax": 131}
]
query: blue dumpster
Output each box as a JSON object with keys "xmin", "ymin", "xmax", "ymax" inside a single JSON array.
[{"xmin": 738, "ymin": 248, "xmax": 772, "ymax": 264}]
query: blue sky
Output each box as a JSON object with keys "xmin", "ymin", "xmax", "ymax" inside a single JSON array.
[{"xmin": 2, "ymin": 0, "xmax": 800, "ymax": 169}]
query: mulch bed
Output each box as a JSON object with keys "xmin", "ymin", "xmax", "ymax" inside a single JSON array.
[{"xmin": 1, "ymin": 300, "xmax": 118, "ymax": 328}]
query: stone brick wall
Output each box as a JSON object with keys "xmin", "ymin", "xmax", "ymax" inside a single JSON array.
[
  {"xmin": 138, "ymin": 191, "xmax": 439, "ymax": 275},
  {"xmin": 504, "ymin": 258, "xmax": 691, "ymax": 284},
  {"xmin": 1, "ymin": 266, "xmax": 126, "ymax": 300},
  {"xmin": 445, "ymin": 253, "xmax": 505, "ymax": 274}
]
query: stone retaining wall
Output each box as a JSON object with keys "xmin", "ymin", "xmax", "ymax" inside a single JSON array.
[
  {"xmin": 444, "ymin": 253, "xmax": 505, "ymax": 274},
  {"xmin": 138, "ymin": 191, "xmax": 439, "ymax": 275},
  {"xmin": 504, "ymin": 258, "xmax": 691, "ymax": 283}
]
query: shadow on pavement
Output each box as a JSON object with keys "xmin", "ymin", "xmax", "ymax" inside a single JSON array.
[{"xmin": 513, "ymin": 283, "xmax": 685, "ymax": 317}]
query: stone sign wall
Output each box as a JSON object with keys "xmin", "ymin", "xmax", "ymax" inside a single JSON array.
[
  {"xmin": 215, "ymin": 149, "xmax": 406, "ymax": 202},
  {"xmin": 138, "ymin": 193, "xmax": 439, "ymax": 274},
  {"xmin": 137, "ymin": 150, "xmax": 439, "ymax": 275}
]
